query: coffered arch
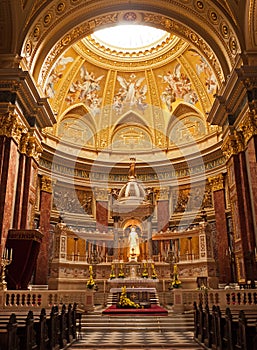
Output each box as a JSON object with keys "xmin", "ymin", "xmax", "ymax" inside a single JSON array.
[{"xmin": 19, "ymin": 0, "xmax": 243, "ymax": 83}]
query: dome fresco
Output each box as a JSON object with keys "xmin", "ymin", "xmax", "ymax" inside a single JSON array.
[{"xmin": 43, "ymin": 23, "xmax": 220, "ymax": 152}]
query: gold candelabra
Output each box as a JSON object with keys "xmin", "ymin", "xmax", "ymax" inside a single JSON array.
[{"xmin": 0, "ymin": 248, "xmax": 12, "ymax": 291}]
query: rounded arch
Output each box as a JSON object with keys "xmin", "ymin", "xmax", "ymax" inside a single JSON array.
[
  {"xmin": 57, "ymin": 104, "xmax": 97, "ymax": 147},
  {"xmin": 110, "ymin": 112, "xmax": 154, "ymax": 150},
  {"xmin": 20, "ymin": 1, "xmax": 243, "ymax": 83},
  {"xmin": 167, "ymin": 103, "xmax": 207, "ymax": 147}
]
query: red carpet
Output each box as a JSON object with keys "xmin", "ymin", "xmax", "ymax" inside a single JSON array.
[{"xmin": 102, "ymin": 304, "xmax": 168, "ymax": 316}]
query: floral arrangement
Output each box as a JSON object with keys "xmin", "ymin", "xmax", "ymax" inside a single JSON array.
[
  {"xmin": 141, "ymin": 263, "xmax": 148, "ymax": 278},
  {"xmin": 151, "ymin": 263, "xmax": 157, "ymax": 279},
  {"xmin": 86, "ymin": 265, "xmax": 96, "ymax": 289},
  {"xmin": 109, "ymin": 264, "xmax": 116, "ymax": 279},
  {"xmin": 169, "ymin": 264, "xmax": 182, "ymax": 289},
  {"xmin": 117, "ymin": 286, "xmax": 141, "ymax": 308},
  {"xmin": 118, "ymin": 264, "xmax": 125, "ymax": 278}
]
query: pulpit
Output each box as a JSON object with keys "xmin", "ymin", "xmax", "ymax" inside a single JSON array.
[{"xmin": 6, "ymin": 229, "xmax": 43, "ymax": 289}]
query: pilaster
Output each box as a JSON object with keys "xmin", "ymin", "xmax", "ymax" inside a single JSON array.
[
  {"xmin": 34, "ymin": 175, "xmax": 53, "ymax": 285},
  {"xmin": 208, "ymin": 174, "xmax": 231, "ymax": 283},
  {"xmin": 155, "ymin": 187, "xmax": 170, "ymax": 232}
]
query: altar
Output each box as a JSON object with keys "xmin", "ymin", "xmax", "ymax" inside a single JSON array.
[{"xmin": 110, "ymin": 287, "xmax": 158, "ymax": 307}]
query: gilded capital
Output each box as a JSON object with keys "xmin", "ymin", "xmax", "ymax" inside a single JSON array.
[
  {"xmin": 94, "ymin": 188, "xmax": 109, "ymax": 201},
  {"xmin": 240, "ymin": 111, "xmax": 257, "ymax": 145},
  {"xmin": 221, "ymin": 132, "xmax": 241, "ymax": 160},
  {"xmin": 155, "ymin": 187, "xmax": 170, "ymax": 200},
  {"xmin": 208, "ymin": 174, "xmax": 224, "ymax": 192},
  {"xmin": 41, "ymin": 175, "xmax": 53, "ymax": 194},
  {"xmin": 0, "ymin": 112, "xmax": 26, "ymax": 144},
  {"xmin": 27, "ymin": 136, "xmax": 43, "ymax": 161}
]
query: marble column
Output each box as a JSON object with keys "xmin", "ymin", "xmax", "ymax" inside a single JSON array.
[
  {"xmin": 209, "ymin": 174, "xmax": 232, "ymax": 283},
  {"xmin": 0, "ymin": 111, "xmax": 23, "ymax": 256},
  {"xmin": 113, "ymin": 216, "xmax": 120, "ymax": 261},
  {"xmin": 156, "ymin": 187, "xmax": 170, "ymax": 232},
  {"xmin": 34, "ymin": 175, "xmax": 53, "ymax": 285},
  {"xmin": 222, "ymin": 130, "xmax": 256, "ymax": 282},
  {"xmin": 147, "ymin": 216, "xmax": 153, "ymax": 260},
  {"xmin": 94, "ymin": 188, "xmax": 109, "ymax": 232}
]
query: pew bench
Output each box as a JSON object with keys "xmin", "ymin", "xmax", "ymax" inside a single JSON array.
[
  {"xmin": 0, "ymin": 303, "xmax": 81, "ymax": 350},
  {"xmin": 193, "ymin": 302, "xmax": 257, "ymax": 350}
]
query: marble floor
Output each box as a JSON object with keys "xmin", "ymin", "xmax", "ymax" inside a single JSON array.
[
  {"xmin": 69, "ymin": 329, "xmax": 204, "ymax": 349},
  {"xmin": 68, "ymin": 308, "xmax": 204, "ymax": 350}
]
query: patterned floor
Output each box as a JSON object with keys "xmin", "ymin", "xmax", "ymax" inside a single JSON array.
[{"xmin": 69, "ymin": 329, "xmax": 203, "ymax": 349}]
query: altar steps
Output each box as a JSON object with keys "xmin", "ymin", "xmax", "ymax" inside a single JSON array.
[
  {"xmin": 69, "ymin": 311, "xmax": 203, "ymax": 349},
  {"xmin": 81, "ymin": 312, "xmax": 194, "ymax": 332}
]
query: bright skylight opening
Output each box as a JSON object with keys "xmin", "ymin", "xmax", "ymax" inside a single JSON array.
[{"xmin": 92, "ymin": 25, "xmax": 169, "ymax": 50}]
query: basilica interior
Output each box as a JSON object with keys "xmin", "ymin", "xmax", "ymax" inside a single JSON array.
[{"xmin": 0, "ymin": 0, "xmax": 257, "ymax": 314}]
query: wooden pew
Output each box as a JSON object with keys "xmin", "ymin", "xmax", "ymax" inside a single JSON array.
[
  {"xmin": 47, "ymin": 306, "xmax": 60, "ymax": 350},
  {"xmin": 234, "ymin": 310, "xmax": 257, "ymax": 350},
  {"xmin": 202, "ymin": 303, "xmax": 213, "ymax": 348},
  {"xmin": 0, "ymin": 313, "xmax": 19, "ymax": 350},
  {"xmin": 34, "ymin": 308, "xmax": 50, "ymax": 350},
  {"xmin": 0, "ymin": 303, "xmax": 79, "ymax": 350},
  {"xmin": 16, "ymin": 310, "xmax": 37, "ymax": 350}
]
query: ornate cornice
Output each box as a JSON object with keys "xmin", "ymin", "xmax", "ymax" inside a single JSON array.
[
  {"xmin": 208, "ymin": 173, "xmax": 224, "ymax": 192},
  {"xmin": 40, "ymin": 175, "xmax": 53, "ymax": 193}
]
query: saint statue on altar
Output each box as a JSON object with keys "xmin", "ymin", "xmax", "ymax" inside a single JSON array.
[{"xmin": 128, "ymin": 227, "xmax": 140, "ymax": 260}]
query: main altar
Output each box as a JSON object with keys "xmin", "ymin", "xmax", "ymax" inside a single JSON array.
[{"xmin": 48, "ymin": 158, "xmax": 218, "ymax": 305}]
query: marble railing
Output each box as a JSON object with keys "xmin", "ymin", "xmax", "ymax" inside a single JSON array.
[
  {"xmin": 0, "ymin": 289, "xmax": 94, "ymax": 311},
  {"xmin": 171, "ymin": 288, "xmax": 257, "ymax": 312},
  {"xmin": 1, "ymin": 288, "xmax": 257, "ymax": 313}
]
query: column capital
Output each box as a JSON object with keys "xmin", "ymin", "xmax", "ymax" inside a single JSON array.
[
  {"xmin": 240, "ymin": 110, "xmax": 257, "ymax": 145},
  {"xmin": 94, "ymin": 187, "xmax": 109, "ymax": 201},
  {"xmin": 221, "ymin": 130, "xmax": 245, "ymax": 160},
  {"xmin": 0, "ymin": 110, "xmax": 27, "ymax": 145},
  {"xmin": 208, "ymin": 173, "xmax": 224, "ymax": 192},
  {"xmin": 40, "ymin": 175, "xmax": 53, "ymax": 194},
  {"xmin": 155, "ymin": 187, "xmax": 170, "ymax": 201}
]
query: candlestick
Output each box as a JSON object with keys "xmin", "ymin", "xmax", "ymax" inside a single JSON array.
[{"xmin": 1, "ymin": 247, "xmax": 12, "ymax": 291}]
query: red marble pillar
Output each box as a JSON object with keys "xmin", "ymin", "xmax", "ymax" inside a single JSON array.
[
  {"xmin": 156, "ymin": 187, "xmax": 170, "ymax": 232},
  {"xmin": 96, "ymin": 201, "xmax": 108, "ymax": 232},
  {"xmin": 245, "ymin": 135, "xmax": 257, "ymax": 236},
  {"xmin": 157, "ymin": 201, "xmax": 169, "ymax": 232},
  {"xmin": 20, "ymin": 156, "xmax": 38, "ymax": 229},
  {"xmin": 226, "ymin": 149, "xmax": 256, "ymax": 281},
  {"xmin": 209, "ymin": 174, "xmax": 231, "ymax": 283},
  {"xmin": 34, "ymin": 175, "xmax": 53, "ymax": 285},
  {"xmin": 0, "ymin": 136, "xmax": 19, "ymax": 254},
  {"xmin": 12, "ymin": 153, "xmax": 26, "ymax": 228}
]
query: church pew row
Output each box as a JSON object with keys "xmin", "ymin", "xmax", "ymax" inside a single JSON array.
[
  {"xmin": 193, "ymin": 301, "xmax": 257, "ymax": 350},
  {"xmin": 0, "ymin": 303, "xmax": 81, "ymax": 350}
]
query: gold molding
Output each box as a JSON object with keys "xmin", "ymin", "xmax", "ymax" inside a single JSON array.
[
  {"xmin": 41, "ymin": 175, "xmax": 53, "ymax": 194},
  {"xmin": 155, "ymin": 187, "xmax": 170, "ymax": 201},
  {"xmin": 240, "ymin": 110, "xmax": 257, "ymax": 145},
  {"xmin": 0, "ymin": 111, "xmax": 26, "ymax": 145},
  {"xmin": 208, "ymin": 173, "xmax": 224, "ymax": 191}
]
